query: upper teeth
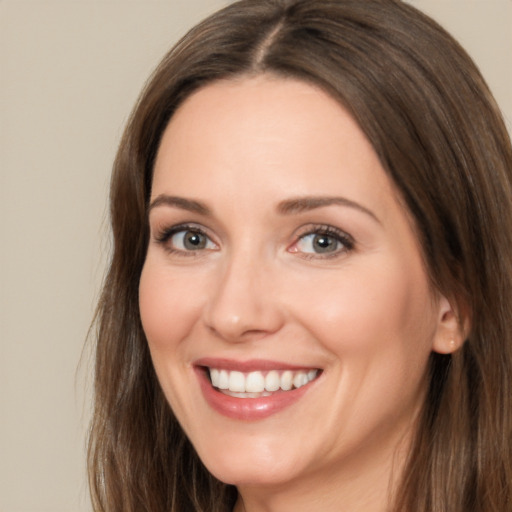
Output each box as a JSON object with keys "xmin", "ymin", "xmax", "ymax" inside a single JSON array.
[{"xmin": 209, "ymin": 368, "xmax": 319, "ymax": 393}]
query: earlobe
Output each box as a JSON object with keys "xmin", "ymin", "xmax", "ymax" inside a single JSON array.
[{"xmin": 432, "ymin": 295, "xmax": 469, "ymax": 354}]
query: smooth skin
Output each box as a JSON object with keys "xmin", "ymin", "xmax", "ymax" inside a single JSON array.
[{"xmin": 139, "ymin": 75, "xmax": 464, "ymax": 512}]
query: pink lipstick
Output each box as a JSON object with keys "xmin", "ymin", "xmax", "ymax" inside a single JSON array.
[{"xmin": 194, "ymin": 359, "xmax": 321, "ymax": 421}]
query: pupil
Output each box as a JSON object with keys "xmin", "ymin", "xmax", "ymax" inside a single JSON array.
[
  {"xmin": 313, "ymin": 234, "xmax": 335, "ymax": 253},
  {"xmin": 184, "ymin": 231, "xmax": 205, "ymax": 250}
]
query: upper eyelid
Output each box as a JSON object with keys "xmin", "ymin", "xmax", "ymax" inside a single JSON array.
[
  {"xmin": 149, "ymin": 211, "xmax": 219, "ymax": 232},
  {"xmin": 152, "ymin": 221, "xmax": 208, "ymax": 234},
  {"xmin": 294, "ymin": 223, "xmax": 353, "ymax": 241},
  {"xmin": 153, "ymin": 223, "xmax": 214, "ymax": 243}
]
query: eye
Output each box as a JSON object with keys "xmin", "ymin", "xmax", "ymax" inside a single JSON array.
[
  {"xmin": 171, "ymin": 229, "xmax": 215, "ymax": 250},
  {"xmin": 290, "ymin": 225, "xmax": 354, "ymax": 258},
  {"xmin": 155, "ymin": 225, "xmax": 217, "ymax": 254},
  {"xmin": 297, "ymin": 233, "xmax": 340, "ymax": 253}
]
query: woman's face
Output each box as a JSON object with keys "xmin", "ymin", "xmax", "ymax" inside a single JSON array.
[{"xmin": 139, "ymin": 76, "xmax": 452, "ymax": 494}]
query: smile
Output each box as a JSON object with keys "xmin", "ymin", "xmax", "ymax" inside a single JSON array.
[
  {"xmin": 208, "ymin": 368, "xmax": 319, "ymax": 397},
  {"xmin": 194, "ymin": 360, "xmax": 322, "ymax": 420}
]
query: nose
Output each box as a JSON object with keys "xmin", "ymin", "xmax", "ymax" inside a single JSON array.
[{"xmin": 203, "ymin": 252, "xmax": 285, "ymax": 343}]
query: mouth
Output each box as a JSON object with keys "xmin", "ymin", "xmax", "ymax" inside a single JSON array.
[
  {"xmin": 193, "ymin": 359, "xmax": 322, "ymax": 420},
  {"xmin": 207, "ymin": 367, "xmax": 320, "ymax": 398}
]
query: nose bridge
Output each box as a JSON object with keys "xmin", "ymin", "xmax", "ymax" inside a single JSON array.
[{"xmin": 204, "ymin": 243, "xmax": 283, "ymax": 341}]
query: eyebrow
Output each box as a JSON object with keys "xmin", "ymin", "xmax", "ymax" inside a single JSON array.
[
  {"xmin": 149, "ymin": 193, "xmax": 380, "ymax": 224},
  {"xmin": 149, "ymin": 195, "xmax": 211, "ymax": 216},
  {"xmin": 277, "ymin": 196, "xmax": 380, "ymax": 224}
]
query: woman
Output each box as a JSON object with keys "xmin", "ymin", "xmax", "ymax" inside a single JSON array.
[{"xmin": 88, "ymin": 1, "xmax": 512, "ymax": 511}]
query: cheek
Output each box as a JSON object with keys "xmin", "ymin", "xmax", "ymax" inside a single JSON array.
[
  {"xmin": 287, "ymin": 258, "xmax": 437, "ymax": 361},
  {"xmin": 294, "ymin": 262, "xmax": 436, "ymax": 434},
  {"xmin": 138, "ymin": 261, "xmax": 203, "ymax": 352},
  {"xmin": 138, "ymin": 261, "xmax": 208, "ymax": 421}
]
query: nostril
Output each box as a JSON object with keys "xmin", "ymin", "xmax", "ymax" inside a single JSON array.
[{"xmin": 205, "ymin": 311, "xmax": 281, "ymax": 343}]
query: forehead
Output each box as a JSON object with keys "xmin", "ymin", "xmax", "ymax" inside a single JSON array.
[{"xmin": 152, "ymin": 75, "xmax": 396, "ymax": 220}]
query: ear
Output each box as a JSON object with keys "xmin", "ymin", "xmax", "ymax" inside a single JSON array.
[{"xmin": 432, "ymin": 295, "xmax": 470, "ymax": 354}]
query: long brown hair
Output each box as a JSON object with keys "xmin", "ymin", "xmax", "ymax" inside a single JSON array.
[{"xmin": 88, "ymin": 1, "xmax": 512, "ymax": 510}]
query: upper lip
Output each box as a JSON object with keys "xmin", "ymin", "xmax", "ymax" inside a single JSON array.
[{"xmin": 194, "ymin": 357, "xmax": 320, "ymax": 373}]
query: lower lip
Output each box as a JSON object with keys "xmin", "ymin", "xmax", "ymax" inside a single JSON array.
[{"xmin": 196, "ymin": 368, "xmax": 316, "ymax": 421}]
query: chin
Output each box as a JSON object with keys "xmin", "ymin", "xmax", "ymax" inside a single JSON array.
[
  {"xmin": 196, "ymin": 438, "xmax": 308, "ymax": 487},
  {"xmin": 209, "ymin": 462, "xmax": 300, "ymax": 488}
]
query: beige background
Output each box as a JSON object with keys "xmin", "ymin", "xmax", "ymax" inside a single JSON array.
[{"xmin": 0, "ymin": 1, "xmax": 510, "ymax": 511}]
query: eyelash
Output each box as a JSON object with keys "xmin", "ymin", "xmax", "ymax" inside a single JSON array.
[
  {"xmin": 154, "ymin": 223, "xmax": 215, "ymax": 256},
  {"xmin": 153, "ymin": 223, "xmax": 354, "ymax": 259},
  {"xmin": 291, "ymin": 224, "xmax": 355, "ymax": 259}
]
